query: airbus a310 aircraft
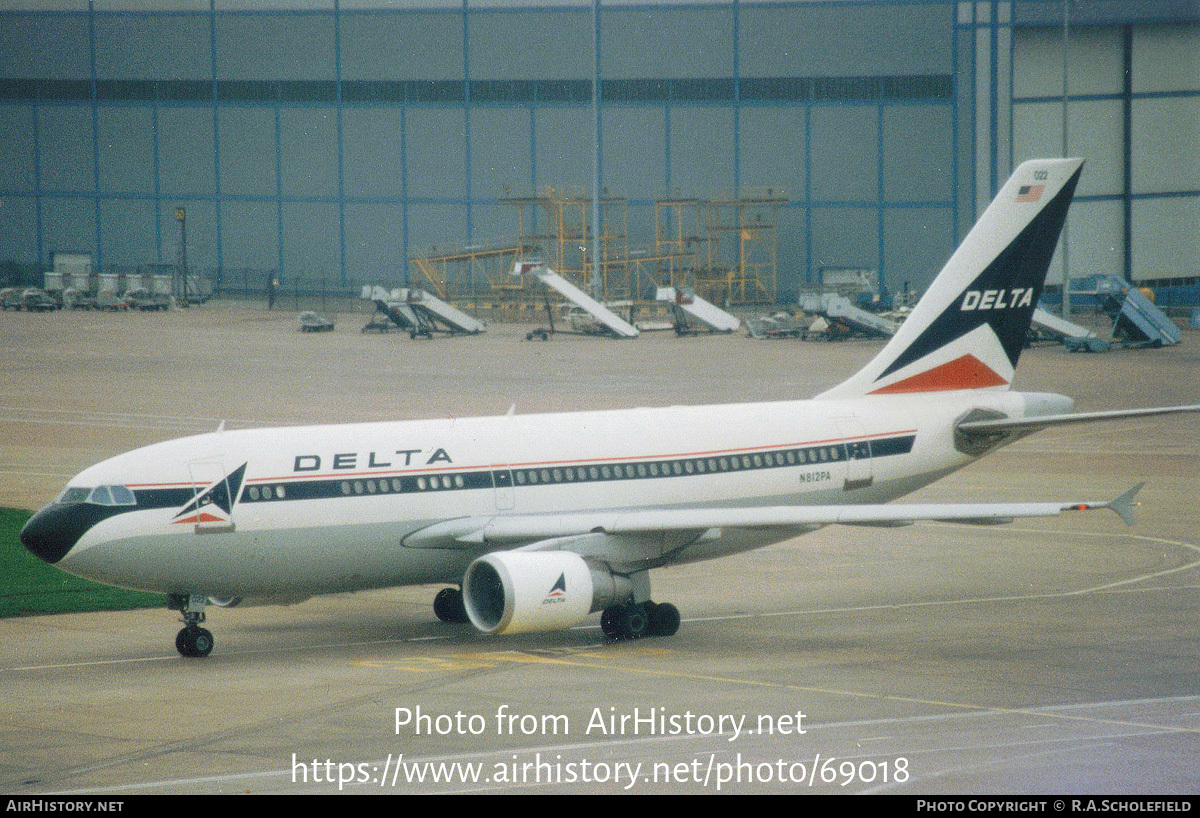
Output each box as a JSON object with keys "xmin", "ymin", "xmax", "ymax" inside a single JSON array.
[{"xmin": 21, "ymin": 157, "xmax": 1199, "ymax": 657}]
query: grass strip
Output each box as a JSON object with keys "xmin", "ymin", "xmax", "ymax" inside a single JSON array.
[{"xmin": 0, "ymin": 507, "xmax": 165, "ymax": 617}]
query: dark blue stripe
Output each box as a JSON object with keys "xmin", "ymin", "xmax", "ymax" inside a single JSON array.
[{"xmin": 229, "ymin": 434, "xmax": 918, "ymax": 506}]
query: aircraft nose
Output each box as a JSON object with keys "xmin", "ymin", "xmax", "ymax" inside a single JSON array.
[{"xmin": 20, "ymin": 503, "xmax": 103, "ymax": 564}]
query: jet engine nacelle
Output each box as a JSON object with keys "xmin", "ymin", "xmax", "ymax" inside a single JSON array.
[{"xmin": 462, "ymin": 551, "xmax": 630, "ymax": 635}]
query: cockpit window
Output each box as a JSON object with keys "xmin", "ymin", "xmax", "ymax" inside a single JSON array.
[
  {"xmin": 56, "ymin": 487, "xmax": 92, "ymax": 504},
  {"xmin": 56, "ymin": 485, "xmax": 137, "ymax": 506},
  {"xmin": 87, "ymin": 485, "xmax": 137, "ymax": 506},
  {"xmin": 88, "ymin": 486, "xmax": 114, "ymax": 505},
  {"xmin": 108, "ymin": 485, "xmax": 137, "ymax": 505}
]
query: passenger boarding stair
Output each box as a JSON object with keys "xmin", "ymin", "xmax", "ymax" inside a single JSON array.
[
  {"xmin": 360, "ymin": 286, "xmax": 486, "ymax": 337},
  {"xmin": 797, "ymin": 292, "xmax": 899, "ymax": 338},
  {"xmin": 1046, "ymin": 277, "xmax": 1182, "ymax": 352},
  {"xmin": 1030, "ymin": 306, "xmax": 1102, "ymax": 349},
  {"xmin": 511, "ymin": 262, "xmax": 639, "ymax": 338},
  {"xmin": 1097, "ymin": 277, "xmax": 1182, "ymax": 348},
  {"xmin": 655, "ymin": 287, "xmax": 740, "ymax": 334}
]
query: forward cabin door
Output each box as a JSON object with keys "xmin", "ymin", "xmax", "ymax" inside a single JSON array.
[
  {"xmin": 493, "ymin": 468, "xmax": 515, "ymax": 511},
  {"xmin": 186, "ymin": 460, "xmax": 238, "ymax": 533}
]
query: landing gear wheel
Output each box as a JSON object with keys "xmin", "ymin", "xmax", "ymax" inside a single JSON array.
[
  {"xmin": 647, "ymin": 602, "xmax": 680, "ymax": 637},
  {"xmin": 601, "ymin": 601, "xmax": 680, "ymax": 640},
  {"xmin": 601, "ymin": 603, "xmax": 650, "ymax": 640},
  {"xmin": 433, "ymin": 587, "xmax": 468, "ymax": 623},
  {"xmin": 600, "ymin": 606, "xmax": 620, "ymax": 638},
  {"xmin": 170, "ymin": 593, "xmax": 213, "ymax": 657},
  {"xmin": 176, "ymin": 626, "xmax": 214, "ymax": 658},
  {"xmin": 618, "ymin": 604, "xmax": 648, "ymax": 640}
]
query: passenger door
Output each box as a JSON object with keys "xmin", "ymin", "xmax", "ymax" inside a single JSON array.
[
  {"xmin": 186, "ymin": 460, "xmax": 238, "ymax": 533},
  {"xmin": 833, "ymin": 417, "xmax": 873, "ymax": 491}
]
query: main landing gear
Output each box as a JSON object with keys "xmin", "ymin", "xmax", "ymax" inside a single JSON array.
[
  {"xmin": 169, "ymin": 593, "xmax": 214, "ymax": 658},
  {"xmin": 429, "ymin": 583, "xmax": 681, "ymax": 640},
  {"xmin": 600, "ymin": 601, "xmax": 680, "ymax": 640},
  {"xmin": 601, "ymin": 570, "xmax": 680, "ymax": 640},
  {"xmin": 433, "ymin": 587, "xmax": 469, "ymax": 624}
]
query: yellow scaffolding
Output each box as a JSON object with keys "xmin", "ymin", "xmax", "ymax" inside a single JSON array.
[
  {"xmin": 501, "ymin": 187, "xmax": 635, "ymax": 298},
  {"xmin": 408, "ymin": 238, "xmax": 532, "ymax": 300},
  {"xmin": 654, "ymin": 199, "xmax": 704, "ymax": 290},
  {"xmin": 407, "ymin": 185, "xmax": 787, "ymax": 307},
  {"xmin": 699, "ymin": 188, "xmax": 788, "ymax": 305}
]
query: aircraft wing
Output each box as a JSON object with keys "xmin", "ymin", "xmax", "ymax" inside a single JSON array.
[{"xmin": 405, "ymin": 484, "xmax": 1144, "ymax": 553}]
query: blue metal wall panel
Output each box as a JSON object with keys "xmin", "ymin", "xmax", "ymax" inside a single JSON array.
[
  {"xmin": 341, "ymin": 108, "xmax": 404, "ymax": 200},
  {"xmin": 737, "ymin": 107, "xmax": 806, "ymax": 196},
  {"xmin": 280, "ymin": 108, "xmax": 339, "ymax": 199},
  {"xmin": 809, "ymin": 105, "xmax": 879, "ymax": 203},
  {"xmin": 157, "ymin": 107, "xmax": 217, "ymax": 197},
  {"xmin": 41, "ymin": 196, "xmax": 96, "ymax": 260},
  {"xmin": 739, "ymin": 3, "xmax": 952, "ymax": 77},
  {"xmin": 99, "ymin": 197, "xmax": 157, "ymax": 267},
  {"xmin": 601, "ymin": 107, "xmax": 666, "ymax": 200},
  {"xmin": 214, "ymin": 14, "xmax": 336, "ymax": 81},
  {"xmin": 533, "ymin": 107, "xmax": 593, "ymax": 192},
  {"xmin": 668, "ymin": 106, "xmax": 736, "ymax": 198},
  {"xmin": 97, "ymin": 107, "xmax": 155, "ymax": 195},
  {"xmin": 810, "ymin": 206, "xmax": 880, "ymax": 274},
  {"xmin": 282, "ymin": 201, "xmax": 340, "ymax": 279},
  {"xmin": 0, "ymin": 105, "xmax": 37, "ymax": 191},
  {"xmin": 0, "ymin": 1, "xmax": 971, "ymax": 294},
  {"xmin": 217, "ymin": 108, "xmax": 278, "ymax": 198},
  {"xmin": 218, "ymin": 199, "xmax": 278, "ymax": 270},
  {"xmin": 0, "ymin": 14, "xmax": 91, "ymax": 78},
  {"xmin": 343, "ymin": 201, "xmax": 406, "ymax": 286},
  {"xmin": 468, "ymin": 9, "xmax": 590, "ymax": 81},
  {"xmin": 882, "ymin": 104, "xmax": 954, "ymax": 202},
  {"xmin": 882, "ymin": 206, "xmax": 955, "ymax": 293},
  {"xmin": 0, "ymin": 196, "xmax": 39, "ymax": 265},
  {"xmin": 404, "ymin": 107, "xmax": 467, "ymax": 200},
  {"xmin": 36, "ymin": 106, "xmax": 94, "ymax": 193},
  {"xmin": 602, "ymin": 7, "xmax": 734, "ymax": 79},
  {"xmin": 469, "ymin": 108, "xmax": 533, "ymax": 199},
  {"xmin": 94, "ymin": 14, "xmax": 211, "ymax": 80}
]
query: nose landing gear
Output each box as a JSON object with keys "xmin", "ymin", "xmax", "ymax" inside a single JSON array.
[
  {"xmin": 176, "ymin": 624, "xmax": 214, "ymax": 658},
  {"xmin": 169, "ymin": 593, "xmax": 214, "ymax": 657}
]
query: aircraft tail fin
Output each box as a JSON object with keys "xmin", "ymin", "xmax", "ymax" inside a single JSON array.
[{"xmin": 818, "ymin": 158, "xmax": 1084, "ymax": 400}]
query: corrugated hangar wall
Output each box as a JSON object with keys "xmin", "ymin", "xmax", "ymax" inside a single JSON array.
[{"xmin": 0, "ymin": 1, "xmax": 1195, "ymax": 300}]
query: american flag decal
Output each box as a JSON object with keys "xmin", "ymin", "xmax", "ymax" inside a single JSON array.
[{"xmin": 1015, "ymin": 184, "xmax": 1044, "ymax": 202}]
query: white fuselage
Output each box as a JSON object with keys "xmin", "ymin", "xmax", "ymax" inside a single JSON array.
[{"xmin": 52, "ymin": 388, "xmax": 1051, "ymax": 599}]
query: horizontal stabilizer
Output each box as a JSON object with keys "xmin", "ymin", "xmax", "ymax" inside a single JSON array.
[
  {"xmin": 1107, "ymin": 482, "xmax": 1144, "ymax": 527},
  {"xmin": 958, "ymin": 404, "xmax": 1200, "ymax": 437}
]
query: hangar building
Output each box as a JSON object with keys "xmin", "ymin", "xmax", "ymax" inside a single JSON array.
[{"xmin": 0, "ymin": 1, "xmax": 1195, "ymax": 302}]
